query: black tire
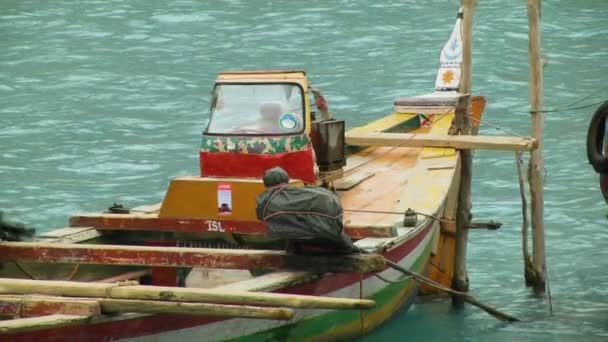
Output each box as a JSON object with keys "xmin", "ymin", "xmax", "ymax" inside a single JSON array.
[{"xmin": 586, "ymin": 101, "xmax": 608, "ymax": 173}]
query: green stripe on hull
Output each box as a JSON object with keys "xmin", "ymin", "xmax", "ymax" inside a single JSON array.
[{"xmin": 226, "ymin": 239, "xmax": 433, "ymax": 342}]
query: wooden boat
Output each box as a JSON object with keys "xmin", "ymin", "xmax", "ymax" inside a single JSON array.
[{"xmin": 0, "ymin": 10, "xmax": 488, "ymax": 342}]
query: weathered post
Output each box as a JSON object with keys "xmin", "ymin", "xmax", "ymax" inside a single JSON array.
[
  {"xmin": 526, "ymin": 0, "xmax": 546, "ymax": 293},
  {"xmin": 451, "ymin": 0, "xmax": 476, "ymax": 300}
]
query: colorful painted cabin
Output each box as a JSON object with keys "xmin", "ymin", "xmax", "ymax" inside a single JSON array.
[{"xmin": 158, "ymin": 70, "xmax": 346, "ymax": 231}]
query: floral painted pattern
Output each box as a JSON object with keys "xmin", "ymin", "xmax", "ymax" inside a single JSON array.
[{"xmin": 201, "ymin": 134, "xmax": 311, "ymax": 155}]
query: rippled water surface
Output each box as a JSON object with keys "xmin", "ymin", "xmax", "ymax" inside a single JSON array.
[{"xmin": 1, "ymin": 0, "xmax": 607, "ymax": 341}]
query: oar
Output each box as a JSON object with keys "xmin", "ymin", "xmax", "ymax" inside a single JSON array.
[{"xmin": 357, "ymin": 248, "xmax": 519, "ymax": 322}]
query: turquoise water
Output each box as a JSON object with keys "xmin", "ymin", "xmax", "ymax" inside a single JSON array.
[{"xmin": 1, "ymin": 0, "xmax": 607, "ymax": 341}]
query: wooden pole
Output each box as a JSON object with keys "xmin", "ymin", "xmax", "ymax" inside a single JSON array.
[
  {"xmin": 452, "ymin": 0, "xmax": 476, "ymax": 301},
  {"xmin": 516, "ymin": 152, "xmax": 535, "ymax": 286},
  {"xmin": 0, "ymin": 278, "xmax": 376, "ymax": 310},
  {"xmin": 0, "ymin": 294, "xmax": 293, "ymax": 321},
  {"xmin": 526, "ymin": 0, "xmax": 546, "ymax": 293},
  {"xmin": 100, "ymin": 299, "xmax": 294, "ymax": 320},
  {"xmin": 0, "ymin": 295, "xmax": 101, "ymax": 317}
]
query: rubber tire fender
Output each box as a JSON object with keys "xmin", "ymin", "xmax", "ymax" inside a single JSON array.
[{"xmin": 586, "ymin": 101, "xmax": 608, "ymax": 173}]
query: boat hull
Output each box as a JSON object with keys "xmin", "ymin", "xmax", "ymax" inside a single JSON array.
[{"xmin": 3, "ymin": 220, "xmax": 436, "ymax": 342}]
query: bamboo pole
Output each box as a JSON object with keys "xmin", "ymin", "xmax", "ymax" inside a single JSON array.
[
  {"xmin": 0, "ymin": 278, "xmax": 376, "ymax": 310},
  {"xmin": 0, "ymin": 295, "xmax": 101, "ymax": 317},
  {"xmin": 0, "ymin": 294, "xmax": 292, "ymax": 321},
  {"xmin": 451, "ymin": 0, "xmax": 476, "ymax": 301},
  {"xmin": 526, "ymin": 0, "xmax": 546, "ymax": 293},
  {"xmin": 99, "ymin": 299, "xmax": 293, "ymax": 320},
  {"xmin": 0, "ymin": 315, "xmax": 89, "ymax": 335}
]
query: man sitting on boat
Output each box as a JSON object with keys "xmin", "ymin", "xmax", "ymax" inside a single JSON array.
[
  {"xmin": 257, "ymin": 101, "xmax": 303, "ymax": 134},
  {"xmin": 256, "ymin": 167, "xmax": 353, "ymax": 254}
]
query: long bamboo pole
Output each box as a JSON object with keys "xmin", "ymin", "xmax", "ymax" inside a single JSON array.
[
  {"xmin": 0, "ymin": 295, "xmax": 293, "ymax": 321},
  {"xmin": 0, "ymin": 278, "xmax": 375, "ymax": 310},
  {"xmin": 452, "ymin": 0, "xmax": 476, "ymax": 299},
  {"xmin": 0, "ymin": 315, "xmax": 89, "ymax": 335},
  {"xmin": 526, "ymin": 0, "xmax": 546, "ymax": 293},
  {"xmin": 99, "ymin": 299, "xmax": 294, "ymax": 320}
]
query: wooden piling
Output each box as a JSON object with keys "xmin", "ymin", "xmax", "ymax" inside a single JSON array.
[
  {"xmin": 526, "ymin": 0, "xmax": 546, "ymax": 293},
  {"xmin": 451, "ymin": 0, "xmax": 476, "ymax": 299}
]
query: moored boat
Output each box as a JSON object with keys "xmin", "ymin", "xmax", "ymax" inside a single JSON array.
[{"xmin": 0, "ymin": 9, "xmax": 487, "ymax": 342}]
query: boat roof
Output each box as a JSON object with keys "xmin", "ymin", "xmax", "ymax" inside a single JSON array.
[{"xmin": 217, "ymin": 70, "xmax": 308, "ymax": 83}]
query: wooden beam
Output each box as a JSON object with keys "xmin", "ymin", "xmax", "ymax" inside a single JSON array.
[
  {"xmin": 0, "ymin": 296, "xmax": 101, "ymax": 317},
  {"xmin": 0, "ymin": 294, "xmax": 294, "ymax": 320},
  {"xmin": 452, "ymin": 0, "xmax": 476, "ymax": 300},
  {"xmin": 345, "ymin": 132, "xmax": 537, "ymax": 151},
  {"xmin": 527, "ymin": 0, "xmax": 546, "ymax": 293},
  {"xmin": 99, "ymin": 299, "xmax": 294, "ymax": 320},
  {"xmin": 0, "ymin": 278, "xmax": 376, "ymax": 310},
  {"xmin": 68, "ymin": 214, "xmax": 396, "ymax": 239},
  {"xmin": 0, "ymin": 314, "xmax": 89, "ymax": 335},
  {"xmin": 0, "ymin": 242, "xmax": 385, "ymax": 274}
]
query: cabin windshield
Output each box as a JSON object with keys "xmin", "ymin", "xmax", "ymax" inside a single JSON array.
[{"xmin": 206, "ymin": 83, "xmax": 305, "ymax": 135}]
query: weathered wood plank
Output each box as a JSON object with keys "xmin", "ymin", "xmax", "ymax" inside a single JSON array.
[
  {"xmin": 99, "ymin": 299, "xmax": 294, "ymax": 320},
  {"xmin": 0, "ymin": 296, "xmax": 101, "ymax": 317},
  {"xmin": 346, "ymin": 132, "xmax": 537, "ymax": 151},
  {"xmin": 69, "ymin": 214, "xmax": 396, "ymax": 239},
  {"xmin": 36, "ymin": 227, "xmax": 102, "ymax": 244},
  {"xmin": 0, "ymin": 242, "xmax": 385, "ymax": 273},
  {"xmin": 0, "ymin": 314, "xmax": 89, "ymax": 335},
  {"xmin": 0, "ymin": 278, "xmax": 376, "ymax": 310},
  {"xmin": 0, "ymin": 294, "xmax": 292, "ymax": 320}
]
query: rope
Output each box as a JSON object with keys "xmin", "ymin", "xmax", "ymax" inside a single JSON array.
[
  {"xmin": 14, "ymin": 261, "xmax": 81, "ymax": 281},
  {"xmin": 465, "ymin": 113, "xmax": 527, "ymax": 138},
  {"xmin": 342, "ymin": 208, "xmax": 451, "ymax": 224},
  {"xmin": 530, "ymin": 99, "xmax": 608, "ymax": 113},
  {"xmin": 551, "ymin": 86, "xmax": 608, "ymax": 110},
  {"xmin": 105, "ymin": 280, "xmax": 137, "ymax": 298},
  {"xmin": 374, "ymin": 273, "xmax": 411, "ymax": 284},
  {"xmin": 14, "ymin": 261, "xmax": 37, "ymax": 280},
  {"xmin": 17, "ymin": 297, "xmax": 26, "ymax": 318},
  {"xmin": 545, "ymin": 258, "xmax": 553, "ymax": 315}
]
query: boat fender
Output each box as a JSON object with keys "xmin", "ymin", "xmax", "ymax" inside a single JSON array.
[
  {"xmin": 586, "ymin": 101, "xmax": 608, "ymax": 173},
  {"xmin": 403, "ymin": 209, "xmax": 418, "ymax": 227},
  {"xmin": 600, "ymin": 173, "xmax": 608, "ymax": 203}
]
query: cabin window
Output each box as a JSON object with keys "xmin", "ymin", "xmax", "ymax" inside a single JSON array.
[{"xmin": 206, "ymin": 83, "xmax": 305, "ymax": 135}]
